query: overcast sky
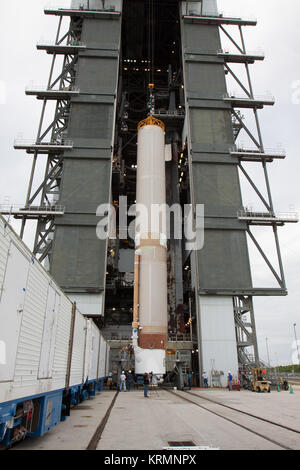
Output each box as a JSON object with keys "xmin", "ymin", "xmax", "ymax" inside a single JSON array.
[{"xmin": 0, "ymin": 0, "xmax": 299, "ymax": 366}]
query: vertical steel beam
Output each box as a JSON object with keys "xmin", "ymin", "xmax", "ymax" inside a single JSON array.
[
  {"xmin": 20, "ymin": 17, "xmax": 63, "ymax": 240},
  {"xmin": 238, "ymin": 25, "xmax": 286, "ymax": 291}
]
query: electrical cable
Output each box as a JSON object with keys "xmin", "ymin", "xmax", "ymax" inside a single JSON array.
[
  {"xmin": 147, "ymin": 0, "xmax": 155, "ymax": 109},
  {"xmin": 151, "ymin": 0, "xmax": 154, "ymax": 85}
]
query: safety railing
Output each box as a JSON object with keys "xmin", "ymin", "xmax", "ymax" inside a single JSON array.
[
  {"xmin": 44, "ymin": 1, "xmax": 120, "ymax": 12},
  {"xmin": 14, "ymin": 138, "xmax": 73, "ymax": 147},
  {"xmin": 182, "ymin": 5, "xmax": 256, "ymax": 23},
  {"xmin": 25, "ymin": 83, "xmax": 79, "ymax": 93},
  {"xmin": 168, "ymin": 335, "xmax": 192, "ymax": 342},
  {"xmin": 231, "ymin": 145, "xmax": 286, "ymax": 157},
  {"xmin": 237, "ymin": 209, "xmax": 299, "ymax": 223},
  {"xmin": 225, "ymin": 92, "xmax": 275, "ymax": 102},
  {"xmin": 37, "ymin": 39, "xmax": 85, "ymax": 47},
  {"xmin": 154, "ymin": 108, "xmax": 185, "ymax": 117},
  {"xmin": 0, "ymin": 204, "xmax": 65, "ymax": 214},
  {"xmin": 218, "ymin": 48, "xmax": 264, "ymax": 57}
]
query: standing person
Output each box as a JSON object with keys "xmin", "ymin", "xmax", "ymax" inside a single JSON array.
[
  {"xmin": 128, "ymin": 344, "xmax": 134, "ymax": 360},
  {"xmin": 120, "ymin": 371, "xmax": 126, "ymax": 392},
  {"xmin": 125, "ymin": 370, "xmax": 130, "ymax": 390},
  {"xmin": 187, "ymin": 370, "xmax": 193, "ymax": 390},
  {"xmin": 143, "ymin": 372, "xmax": 150, "ymax": 397},
  {"xmin": 202, "ymin": 371, "xmax": 208, "ymax": 388},
  {"xmin": 132, "ymin": 370, "xmax": 138, "ymax": 389},
  {"xmin": 228, "ymin": 371, "xmax": 233, "ymax": 391},
  {"xmin": 126, "ymin": 370, "xmax": 134, "ymax": 391}
]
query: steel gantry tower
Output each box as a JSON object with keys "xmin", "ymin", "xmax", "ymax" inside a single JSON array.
[{"xmin": 8, "ymin": 0, "xmax": 297, "ymax": 385}]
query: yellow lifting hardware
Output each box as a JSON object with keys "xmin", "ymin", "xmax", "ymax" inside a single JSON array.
[{"xmin": 137, "ymin": 115, "xmax": 165, "ymax": 132}]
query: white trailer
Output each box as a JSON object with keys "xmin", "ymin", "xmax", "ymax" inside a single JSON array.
[{"xmin": 0, "ymin": 215, "xmax": 109, "ymax": 446}]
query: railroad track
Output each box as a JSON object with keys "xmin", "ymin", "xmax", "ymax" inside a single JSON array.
[
  {"xmin": 88, "ymin": 388, "xmax": 300, "ymax": 450},
  {"xmin": 4, "ymin": 391, "xmax": 120, "ymax": 451},
  {"xmin": 86, "ymin": 387, "xmax": 162, "ymax": 450},
  {"xmin": 7, "ymin": 388, "xmax": 300, "ymax": 450},
  {"xmin": 86, "ymin": 390, "xmax": 119, "ymax": 450},
  {"xmin": 165, "ymin": 388, "xmax": 300, "ymax": 450}
]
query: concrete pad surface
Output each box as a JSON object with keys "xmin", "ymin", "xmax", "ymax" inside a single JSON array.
[
  {"xmin": 175, "ymin": 388, "xmax": 300, "ymax": 450},
  {"xmin": 11, "ymin": 387, "xmax": 300, "ymax": 451},
  {"xmin": 13, "ymin": 391, "xmax": 116, "ymax": 450},
  {"xmin": 97, "ymin": 389, "xmax": 298, "ymax": 450},
  {"xmin": 187, "ymin": 387, "xmax": 300, "ymax": 430}
]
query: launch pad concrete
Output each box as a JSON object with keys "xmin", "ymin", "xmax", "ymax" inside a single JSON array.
[{"xmin": 12, "ymin": 386, "xmax": 300, "ymax": 451}]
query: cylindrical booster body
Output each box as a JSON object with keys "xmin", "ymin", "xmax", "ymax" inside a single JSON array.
[{"xmin": 134, "ymin": 122, "xmax": 168, "ymax": 375}]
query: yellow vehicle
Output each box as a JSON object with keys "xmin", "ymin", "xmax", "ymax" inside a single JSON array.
[{"xmin": 251, "ymin": 368, "xmax": 271, "ymax": 393}]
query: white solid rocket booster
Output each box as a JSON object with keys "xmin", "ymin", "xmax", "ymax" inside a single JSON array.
[{"xmin": 132, "ymin": 115, "xmax": 168, "ymax": 375}]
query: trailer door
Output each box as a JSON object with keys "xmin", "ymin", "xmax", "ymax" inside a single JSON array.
[
  {"xmin": 0, "ymin": 243, "xmax": 29, "ymax": 382},
  {"xmin": 38, "ymin": 285, "xmax": 60, "ymax": 379}
]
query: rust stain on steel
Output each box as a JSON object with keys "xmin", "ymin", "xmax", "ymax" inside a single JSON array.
[{"xmin": 138, "ymin": 333, "xmax": 168, "ymax": 349}]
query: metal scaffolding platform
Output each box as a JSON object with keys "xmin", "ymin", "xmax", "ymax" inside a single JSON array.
[
  {"xmin": 0, "ymin": 205, "xmax": 65, "ymax": 219},
  {"xmin": 36, "ymin": 42, "xmax": 87, "ymax": 54},
  {"xmin": 230, "ymin": 147, "xmax": 286, "ymax": 162},
  {"xmin": 25, "ymin": 86, "xmax": 80, "ymax": 100},
  {"xmin": 183, "ymin": 15, "xmax": 257, "ymax": 27},
  {"xmin": 224, "ymin": 93, "xmax": 275, "ymax": 109},
  {"xmin": 218, "ymin": 50, "xmax": 265, "ymax": 64},
  {"xmin": 14, "ymin": 140, "xmax": 73, "ymax": 154},
  {"xmin": 44, "ymin": 7, "xmax": 121, "ymax": 19},
  {"xmin": 238, "ymin": 210, "xmax": 299, "ymax": 226}
]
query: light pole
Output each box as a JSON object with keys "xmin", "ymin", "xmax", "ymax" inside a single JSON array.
[
  {"xmin": 293, "ymin": 323, "xmax": 300, "ymax": 366},
  {"xmin": 274, "ymin": 352, "xmax": 278, "ymax": 377},
  {"xmin": 265, "ymin": 337, "xmax": 271, "ymax": 368}
]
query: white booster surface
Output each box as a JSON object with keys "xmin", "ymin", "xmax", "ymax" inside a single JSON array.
[{"xmin": 134, "ymin": 123, "xmax": 168, "ymax": 375}]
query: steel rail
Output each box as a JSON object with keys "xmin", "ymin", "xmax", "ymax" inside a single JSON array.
[
  {"xmin": 86, "ymin": 391, "xmax": 119, "ymax": 450},
  {"xmin": 165, "ymin": 389, "xmax": 298, "ymax": 450},
  {"xmin": 184, "ymin": 390, "xmax": 300, "ymax": 435}
]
